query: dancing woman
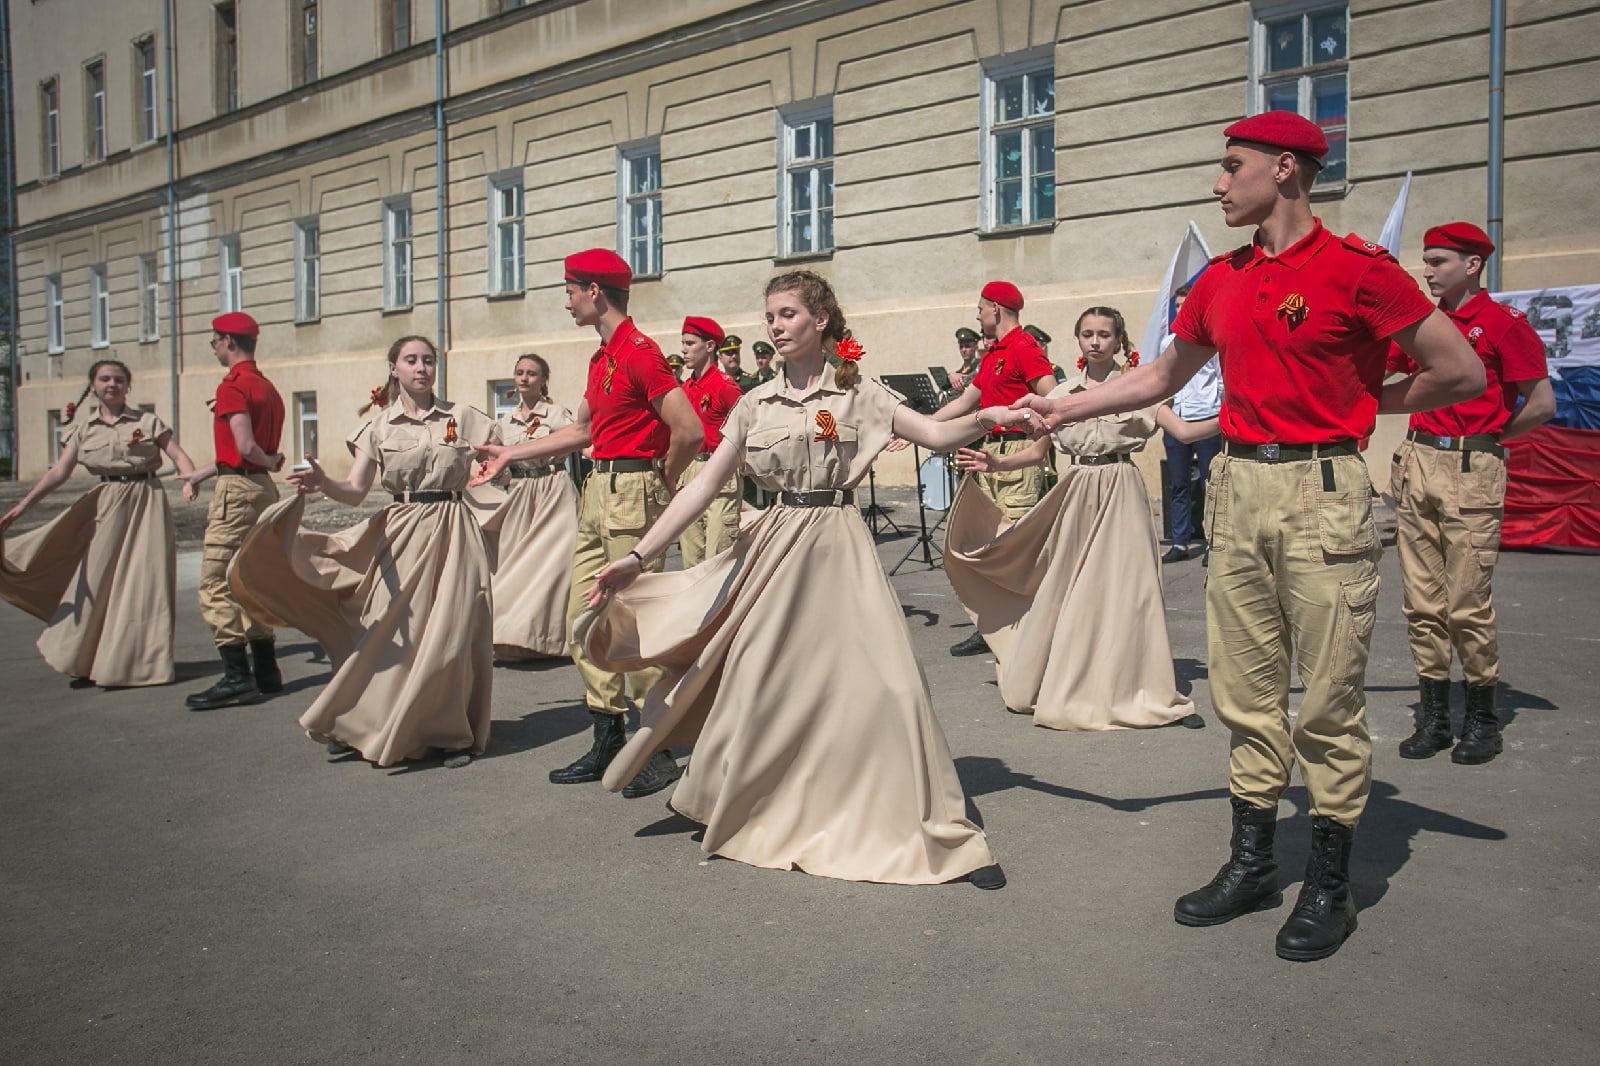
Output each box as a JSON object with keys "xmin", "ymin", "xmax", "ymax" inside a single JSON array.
[
  {"xmin": 576, "ymin": 270, "xmax": 1026, "ymax": 888},
  {"xmin": 230, "ymin": 336, "xmax": 500, "ymax": 767},
  {"xmin": 1, "ymin": 360, "xmax": 198, "ymax": 687},
  {"xmin": 946, "ymin": 306, "xmax": 1218, "ymax": 730}
]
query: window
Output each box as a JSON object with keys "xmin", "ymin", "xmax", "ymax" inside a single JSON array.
[
  {"xmin": 618, "ymin": 143, "xmax": 662, "ymax": 277},
  {"xmin": 294, "ymin": 393, "xmax": 319, "ymax": 463},
  {"xmin": 215, "ymin": 2, "xmax": 239, "ymax": 113},
  {"xmin": 981, "ymin": 57, "xmax": 1055, "ymax": 230},
  {"xmin": 48, "ymin": 410, "xmax": 64, "ymax": 463},
  {"xmin": 293, "ymin": 1, "xmax": 319, "ymax": 86},
  {"xmin": 383, "ymin": 198, "xmax": 414, "ymax": 309},
  {"xmin": 135, "ymin": 37, "xmax": 159, "ymax": 142},
  {"xmin": 139, "ymin": 254, "xmax": 160, "ymax": 341},
  {"xmin": 219, "ymin": 234, "xmax": 243, "ymax": 312},
  {"xmin": 488, "ymin": 379, "xmax": 517, "ymax": 419},
  {"xmin": 778, "ymin": 103, "xmax": 835, "ymax": 257},
  {"xmin": 487, "ymin": 174, "xmax": 525, "ymax": 295},
  {"xmin": 45, "ymin": 275, "xmax": 65, "ymax": 353},
  {"xmin": 41, "ymin": 78, "xmax": 60, "ymax": 176},
  {"xmin": 499, "ymin": 0, "xmax": 528, "ymax": 11},
  {"xmin": 294, "ymin": 219, "xmax": 320, "ymax": 322},
  {"xmin": 90, "ymin": 265, "xmax": 110, "ymax": 348},
  {"xmin": 1252, "ymin": 2, "xmax": 1349, "ymax": 185},
  {"xmin": 383, "ymin": 0, "xmax": 412, "ymax": 53},
  {"xmin": 85, "ymin": 60, "xmax": 107, "ymax": 162}
]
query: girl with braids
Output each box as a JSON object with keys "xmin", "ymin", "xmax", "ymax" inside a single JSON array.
[
  {"xmin": 0, "ymin": 360, "xmax": 199, "ymax": 687},
  {"xmin": 228, "ymin": 336, "xmax": 501, "ymax": 767},
  {"xmin": 574, "ymin": 269, "xmax": 1025, "ymax": 889},
  {"xmin": 945, "ymin": 306, "xmax": 1218, "ymax": 730},
  {"xmin": 479, "ymin": 353, "xmax": 579, "ymax": 659}
]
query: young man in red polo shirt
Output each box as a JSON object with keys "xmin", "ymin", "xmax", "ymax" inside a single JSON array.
[
  {"xmin": 677, "ymin": 315, "xmax": 744, "ymax": 566},
  {"xmin": 927, "ymin": 280, "xmax": 1055, "ymax": 655},
  {"xmin": 182, "ymin": 312, "xmax": 287, "ymax": 710},
  {"xmin": 1014, "ymin": 112, "xmax": 1484, "ymax": 960},
  {"xmin": 1390, "ymin": 222, "xmax": 1553, "ymax": 766},
  {"xmin": 473, "ymin": 249, "xmax": 703, "ymax": 797}
]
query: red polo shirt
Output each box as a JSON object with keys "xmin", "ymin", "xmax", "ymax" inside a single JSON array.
[
  {"xmin": 1385, "ymin": 289, "xmax": 1548, "ymax": 437},
  {"xmin": 972, "ymin": 326, "xmax": 1053, "ymax": 436},
  {"xmin": 211, "ymin": 359, "xmax": 284, "ymax": 469},
  {"xmin": 1172, "ymin": 220, "xmax": 1436, "ymax": 445},
  {"xmin": 680, "ymin": 363, "xmax": 743, "ymax": 452},
  {"xmin": 585, "ymin": 317, "xmax": 680, "ymax": 459}
]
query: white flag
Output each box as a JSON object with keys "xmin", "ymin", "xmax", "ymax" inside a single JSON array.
[
  {"xmin": 1378, "ymin": 171, "xmax": 1413, "ymax": 253},
  {"xmin": 1141, "ymin": 221, "xmax": 1213, "ymax": 361}
]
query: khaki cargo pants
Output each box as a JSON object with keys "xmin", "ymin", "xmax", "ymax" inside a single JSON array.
[
  {"xmin": 678, "ymin": 457, "xmax": 742, "ymax": 568},
  {"xmin": 200, "ymin": 473, "xmax": 279, "ymax": 646},
  {"xmin": 1205, "ymin": 451, "xmax": 1382, "ymax": 826},
  {"xmin": 977, "ymin": 437, "xmax": 1045, "ymax": 521},
  {"xmin": 566, "ymin": 468, "xmax": 670, "ymax": 715},
  {"xmin": 1390, "ymin": 441, "xmax": 1504, "ymax": 687}
]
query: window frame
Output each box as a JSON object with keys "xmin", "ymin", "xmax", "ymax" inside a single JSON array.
[
  {"xmin": 293, "ymin": 0, "xmax": 320, "ymax": 87},
  {"xmin": 382, "ymin": 0, "xmax": 413, "ymax": 54},
  {"xmin": 776, "ymin": 101, "xmax": 835, "ymax": 260},
  {"xmin": 215, "ymin": 2, "xmax": 239, "ymax": 114},
  {"xmin": 294, "ymin": 392, "xmax": 319, "ymax": 464},
  {"xmin": 293, "ymin": 218, "xmax": 321, "ymax": 323},
  {"xmin": 41, "ymin": 77, "xmax": 61, "ymax": 177},
  {"xmin": 89, "ymin": 264, "xmax": 111, "ymax": 348},
  {"xmin": 45, "ymin": 274, "xmax": 65, "ymax": 354},
  {"xmin": 135, "ymin": 36, "xmax": 159, "ymax": 144},
  {"xmin": 486, "ymin": 172, "xmax": 526, "ymax": 297},
  {"xmin": 219, "ymin": 234, "xmax": 243, "ymax": 313},
  {"xmin": 488, "ymin": 379, "xmax": 518, "ymax": 420},
  {"xmin": 138, "ymin": 253, "xmax": 160, "ymax": 342},
  {"xmin": 84, "ymin": 57, "xmax": 107, "ymax": 163},
  {"xmin": 1249, "ymin": 1, "xmax": 1350, "ymax": 190},
  {"xmin": 978, "ymin": 49, "xmax": 1057, "ymax": 234},
  {"xmin": 617, "ymin": 140, "xmax": 663, "ymax": 279},
  {"xmin": 383, "ymin": 197, "xmax": 414, "ymax": 311}
]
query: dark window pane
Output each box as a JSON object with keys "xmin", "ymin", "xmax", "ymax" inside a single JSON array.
[
  {"xmin": 997, "ymin": 129, "xmax": 1023, "ymax": 179},
  {"xmin": 1029, "ymin": 72, "xmax": 1054, "ymax": 116},
  {"xmin": 997, "ymin": 75, "xmax": 1024, "ymax": 122},
  {"xmin": 1266, "ymin": 17, "xmax": 1304, "ymax": 72},
  {"xmin": 1313, "ymin": 73, "xmax": 1347, "ymax": 126},
  {"xmin": 1311, "ymin": 9, "xmax": 1347, "ymax": 63}
]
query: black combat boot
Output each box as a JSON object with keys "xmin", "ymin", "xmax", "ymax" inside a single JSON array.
[
  {"xmin": 1452, "ymin": 682, "xmax": 1503, "ymax": 764},
  {"xmin": 1174, "ymin": 798, "xmax": 1281, "ymax": 926},
  {"xmin": 620, "ymin": 749, "xmax": 683, "ymax": 798},
  {"xmin": 249, "ymin": 638, "xmax": 284, "ymax": 694},
  {"xmin": 1275, "ymin": 817, "xmax": 1358, "ymax": 961},
  {"xmin": 185, "ymin": 644, "xmax": 263, "ymax": 710},
  {"xmin": 949, "ymin": 631, "xmax": 989, "ymax": 657},
  {"xmin": 1398, "ymin": 676, "xmax": 1453, "ymax": 759},
  {"xmin": 549, "ymin": 710, "xmax": 627, "ymax": 784}
]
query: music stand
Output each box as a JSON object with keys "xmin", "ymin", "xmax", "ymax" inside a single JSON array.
[
  {"xmin": 927, "ymin": 366, "xmax": 954, "ymax": 392},
  {"xmin": 878, "ymin": 374, "xmax": 949, "ymax": 573}
]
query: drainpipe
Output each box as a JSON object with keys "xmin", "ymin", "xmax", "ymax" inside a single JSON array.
[
  {"xmin": 1, "ymin": 0, "xmax": 19, "ymax": 478},
  {"xmin": 434, "ymin": 0, "xmax": 450, "ymax": 393},
  {"xmin": 163, "ymin": 0, "xmax": 181, "ymax": 434},
  {"xmin": 1486, "ymin": 0, "xmax": 1506, "ymax": 292}
]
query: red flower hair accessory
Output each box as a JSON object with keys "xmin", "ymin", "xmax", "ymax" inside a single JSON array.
[
  {"xmin": 834, "ymin": 337, "xmax": 864, "ymax": 363},
  {"xmin": 1125, "ymin": 350, "xmax": 1140, "ymax": 367},
  {"xmin": 368, "ymin": 385, "xmax": 390, "ymax": 409},
  {"xmin": 63, "ymin": 401, "xmax": 78, "ymax": 421}
]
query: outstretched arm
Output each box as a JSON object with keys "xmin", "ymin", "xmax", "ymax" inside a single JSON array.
[
  {"xmin": 472, "ymin": 399, "xmax": 593, "ymax": 485},
  {"xmin": 954, "ymin": 435, "xmax": 1050, "ymax": 473},
  {"xmin": 892, "ymin": 403, "xmax": 1031, "ymax": 453},
  {"xmin": 0, "ymin": 441, "xmax": 80, "ymax": 533},
  {"xmin": 1013, "ymin": 338, "xmax": 1214, "ymax": 432},
  {"xmin": 287, "ymin": 452, "xmax": 376, "ymax": 506},
  {"xmin": 159, "ymin": 432, "xmax": 201, "ymax": 502}
]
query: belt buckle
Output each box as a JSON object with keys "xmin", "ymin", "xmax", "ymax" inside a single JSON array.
[
  {"xmin": 1257, "ymin": 444, "xmax": 1280, "ymax": 461},
  {"xmin": 1436, "ymin": 436, "xmax": 1454, "ymax": 449}
]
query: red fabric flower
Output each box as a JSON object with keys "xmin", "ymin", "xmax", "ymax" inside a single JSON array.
[
  {"xmin": 63, "ymin": 401, "xmax": 77, "ymax": 421},
  {"xmin": 1126, "ymin": 350, "xmax": 1140, "ymax": 367},
  {"xmin": 368, "ymin": 385, "xmax": 390, "ymax": 409},
  {"xmin": 834, "ymin": 338, "xmax": 865, "ymax": 363}
]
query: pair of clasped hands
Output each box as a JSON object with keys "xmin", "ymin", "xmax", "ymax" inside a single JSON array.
[{"xmin": 889, "ymin": 393, "xmax": 1064, "ymax": 474}]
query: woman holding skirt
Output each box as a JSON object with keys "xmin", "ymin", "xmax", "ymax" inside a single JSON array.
[
  {"xmin": 1, "ymin": 360, "xmax": 198, "ymax": 687},
  {"xmin": 947, "ymin": 306, "xmax": 1219, "ymax": 731},
  {"xmin": 230, "ymin": 336, "xmax": 500, "ymax": 768},
  {"xmin": 572, "ymin": 270, "xmax": 1026, "ymax": 889},
  {"xmin": 481, "ymin": 354, "xmax": 578, "ymax": 659}
]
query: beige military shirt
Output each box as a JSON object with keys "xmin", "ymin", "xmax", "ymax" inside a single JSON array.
[
  {"xmin": 350, "ymin": 400, "xmax": 500, "ymax": 495},
  {"xmin": 720, "ymin": 372, "xmax": 902, "ymax": 493},
  {"xmin": 63, "ymin": 407, "xmax": 168, "ymax": 476},
  {"xmin": 496, "ymin": 400, "xmax": 574, "ymax": 474},
  {"xmin": 1047, "ymin": 370, "xmax": 1160, "ymax": 458}
]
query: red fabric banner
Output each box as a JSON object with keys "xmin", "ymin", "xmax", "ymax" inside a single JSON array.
[{"xmin": 1503, "ymin": 424, "xmax": 1600, "ymax": 552}]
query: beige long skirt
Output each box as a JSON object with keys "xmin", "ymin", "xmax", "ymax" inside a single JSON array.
[
  {"xmin": 0, "ymin": 481, "xmax": 176, "ymax": 687},
  {"xmin": 944, "ymin": 463, "xmax": 1196, "ymax": 730},
  {"xmin": 574, "ymin": 505, "xmax": 994, "ymax": 886},
  {"xmin": 476, "ymin": 472, "xmax": 578, "ymax": 658},
  {"xmin": 230, "ymin": 494, "xmax": 493, "ymax": 766}
]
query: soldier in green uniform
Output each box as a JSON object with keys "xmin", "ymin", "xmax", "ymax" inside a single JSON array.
[
  {"xmin": 752, "ymin": 340, "xmax": 778, "ymax": 385},
  {"xmin": 717, "ymin": 335, "xmax": 761, "ymax": 392}
]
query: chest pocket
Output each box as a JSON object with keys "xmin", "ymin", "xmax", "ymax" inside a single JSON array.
[
  {"xmin": 743, "ymin": 425, "xmax": 794, "ymax": 479},
  {"xmin": 813, "ymin": 419, "xmax": 861, "ymax": 486},
  {"xmin": 123, "ymin": 432, "xmax": 162, "ymax": 469},
  {"xmin": 377, "ymin": 435, "xmax": 423, "ymax": 479}
]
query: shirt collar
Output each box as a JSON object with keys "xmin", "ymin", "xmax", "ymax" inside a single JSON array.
[
  {"xmin": 224, "ymin": 359, "xmax": 263, "ymax": 382},
  {"xmin": 597, "ymin": 317, "xmax": 640, "ymax": 362},
  {"xmin": 990, "ymin": 326, "xmax": 1025, "ymax": 350},
  {"xmin": 506, "ymin": 400, "xmax": 550, "ymax": 425},
  {"xmin": 751, "ymin": 367, "xmax": 845, "ymax": 404},
  {"xmin": 88, "ymin": 404, "xmax": 141, "ymax": 425},
  {"xmin": 1244, "ymin": 218, "xmax": 1329, "ymax": 272},
  {"xmin": 386, "ymin": 396, "xmax": 454, "ymax": 425},
  {"xmin": 1442, "ymin": 288, "xmax": 1491, "ymax": 322}
]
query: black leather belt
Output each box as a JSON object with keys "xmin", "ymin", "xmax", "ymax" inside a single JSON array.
[
  {"xmin": 1070, "ymin": 453, "xmax": 1132, "ymax": 467},
  {"xmin": 1405, "ymin": 430, "xmax": 1505, "ymax": 458},
  {"xmin": 1223, "ymin": 440, "xmax": 1359, "ymax": 462},
  {"xmin": 777, "ymin": 489, "xmax": 855, "ymax": 507},
  {"xmin": 591, "ymin": 458, "xmax": 656, "ymax": 473},
  {"xmin": 507, "ymin": 465, "xmax": 559, "ymax": 479},
  {"xmin": 101, "ymin": 472, "xmax": 155, "ymax": 482},
  {"xmin": 392, "ymin": 490, "xmax": 462, "ymax": 503},
  {"xmin": 217, "ymin": 462, "xmax": 268, "ymax": 476}
]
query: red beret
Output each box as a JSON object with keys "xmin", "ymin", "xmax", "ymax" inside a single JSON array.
[
  {"xmin": 981, "ymin": 280, "xmax": 1024, "ymax": 312},
  {"xmin": 564, "ymin": 248, "xmax": 632, "ymax": 291},
  {"xmin": 1423, "ymin": 222, "xmax": 1495, "ymax": 259},
  {"xmin": 1224, "ymin": 110, "xmax": 1329, "ymax": 163},
  {"xmin": 681, "ymin": 316, "xmax": 724, "ymax": 344},
  {"xmin": 211, "ymin": 311, "xmax": 259, "ymax": 337}
]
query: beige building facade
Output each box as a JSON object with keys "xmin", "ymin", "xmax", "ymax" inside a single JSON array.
[{"xmin": 8, "ymin": 0, "xmax": 1600, "ymax": 489}]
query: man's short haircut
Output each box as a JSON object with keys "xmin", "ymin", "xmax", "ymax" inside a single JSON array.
[
  {"xmin": 226, "ymin": 332, "xmax": 257, "ymax": 356},
  {"xmin": 599, "ymin": 284, "xmax": 630, "ymax": 314}
]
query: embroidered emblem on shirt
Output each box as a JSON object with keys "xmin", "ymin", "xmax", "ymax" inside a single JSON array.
[
  {"xmin": 522, "ymin": 416, "xmax": 542, "ymax": 440},
  {"xmin": 128, "ymin": 428, "xmax": 144, "ymax": 444},
  {"xmin": 814, "ymin": 409, "xmax": 840, "ymax": 443},
  {"xmin": 602, "ymin": 354, "xmax": 618, "ymax": 394},
  {"xmin": 443, "ymin": 418, "xmax": 458, "ymax": 444},
  {"xmin": 1277, "ymin": 293, "xmax": 1309, "ymax": 328},
  {"xmin": 1468, "ymin": 326, "xmax": 1485, "ymax": 342},
  {"xmin": 699, "ymin": 394, "xmax": 712, "ymax": 411}
]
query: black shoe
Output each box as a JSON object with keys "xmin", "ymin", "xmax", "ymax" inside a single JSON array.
[
  {"xmin": 1399, "ymin": 676, "xmax": 1453, "ymax": 759},
  {"xmin": 1175, "ymin": 712, "xmax": 1207, "ymax": 729},
  {"xmin": 1174, "ymin": 798, "xmax": 1281, "ymax": 927},
  {"xmin": 549, "ymin": 710, "xmax": 627, "ymax": 784},
  {"xmin": 1452, "ymin": 682, "xmax": 1503, "ymax": 764},
  {"xmin": 325, "ymin": 739, "xmax": 355, "ymax": 756},
  {"xmin": 68, "ymin": 676, "xmax": 96, "ymax": 689},
  {"xmin": 249, "ymin": 638, "xmax": 284, "ymax": 694},
  {"xmin": 1275, "ymin": 817, "xmax": 1358, "ymax": 962},
  {"xmin": 949, "ymin": 631, "xmax": 989, "ymax": 657},
  {"xmin": 621, "ymin": 750, "xmax": 683, "ymax": 798},
  {"xmin": 185, "ymin": 645, "xmax": 264, "ymax": 710},
  {"xmin": 969, "ymin": 864, "xmax": 1007, "ymax": 890},
  {"xmin": 1161, "ymin": 545, "xmax": 1190, "ymax": 563}
]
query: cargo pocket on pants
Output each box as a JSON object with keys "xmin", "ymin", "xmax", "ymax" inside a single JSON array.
[
  {"xmin": 1317, "ymin": 460, "xmax": 1377, "ymax": 558},
  {"xmin": 1331, "ymin": 572, "xmax": 1381, "ymax": 687},
  {"xmin": 1202, "ymin": 458, "xmax": 1229, "ymax": 553}
]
